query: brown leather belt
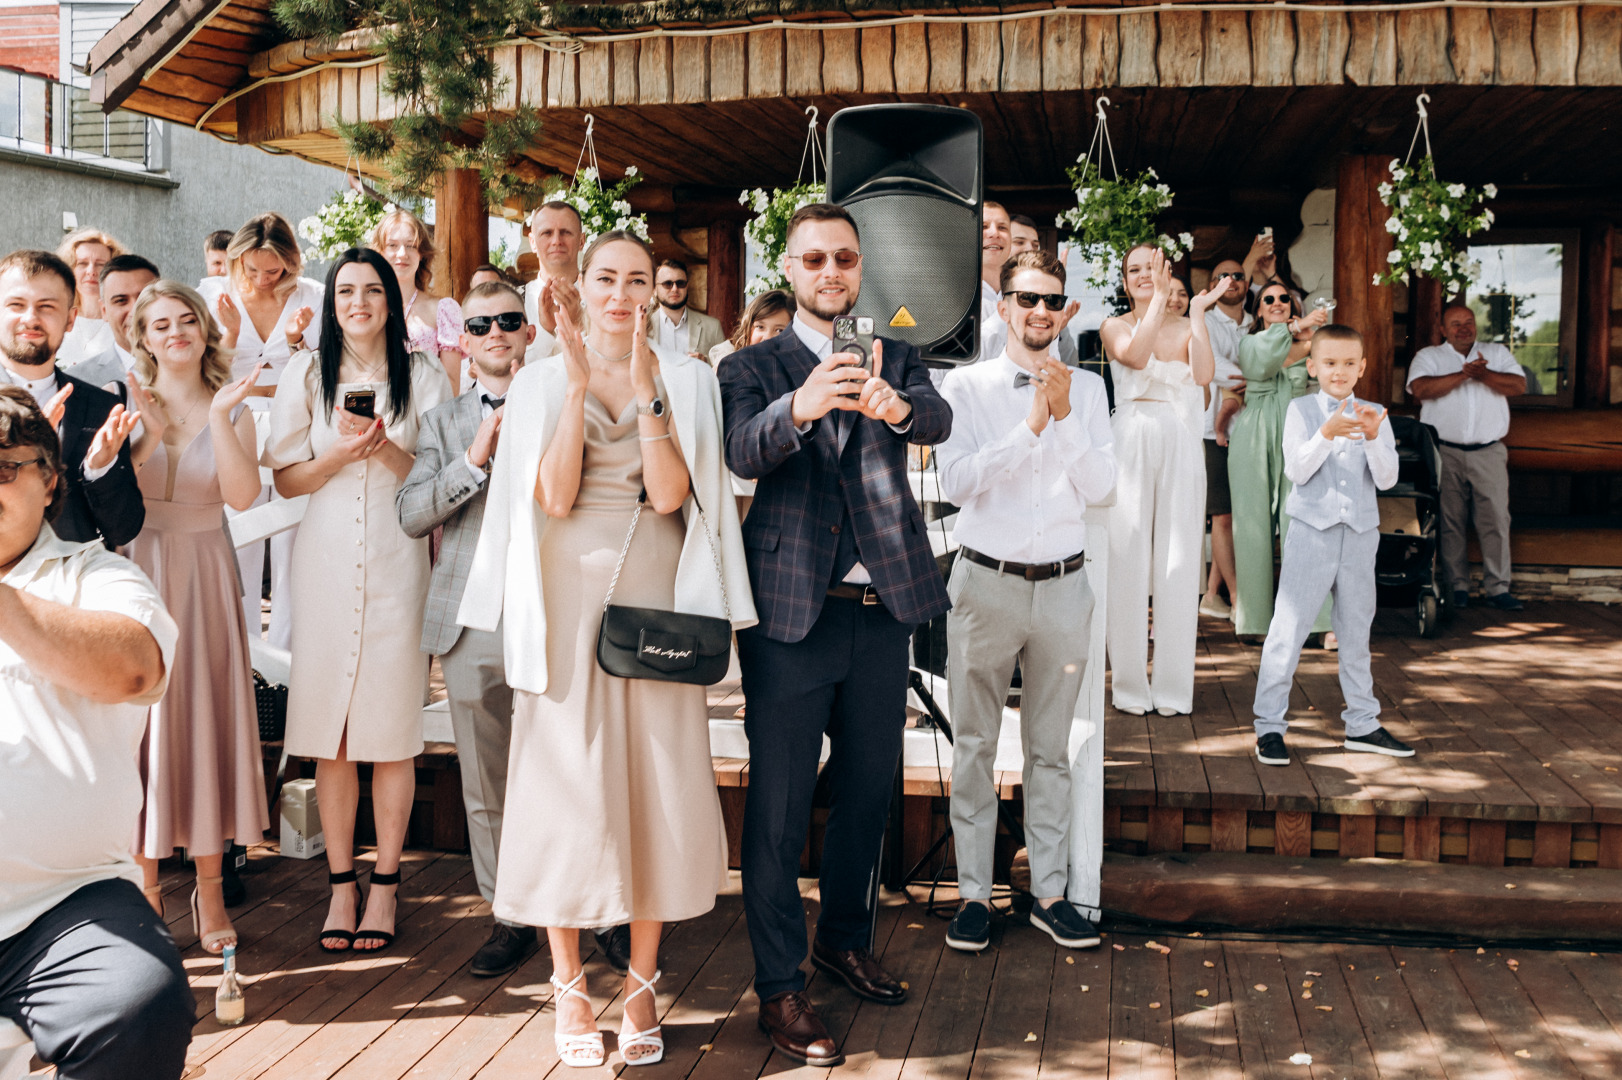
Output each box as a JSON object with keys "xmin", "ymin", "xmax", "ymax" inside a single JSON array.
[
  {"xmin": 827, "ymin": 583, "xmax": 882, "ymax": 605},
  {"xmin": 960, "ymin": 545, "xmax": 1085, "ymax": 581}
]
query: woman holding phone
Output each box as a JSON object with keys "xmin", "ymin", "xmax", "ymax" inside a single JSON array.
[{"xmin": 264, "ymin": 247, "xmax": 452, "ymax": 955}]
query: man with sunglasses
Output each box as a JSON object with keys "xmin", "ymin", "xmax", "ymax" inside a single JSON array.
[
  {"xmin": 650, "ymin": 258, "xmax": 725, "ymax": 360},
  {"xmin": 935, "ymin": 251, "xmax": 1115, "ymax": 953},
  {"xmin": 720, "ymin": 202, "xmax": 951, "ymax": 1068},
  {"xmin": 397, "ymin": 281, "xmax": 539, "ymax": 978},
  {"xmin": 0, "ymin": 385, "xmax": 194, "ymax": 1080}
]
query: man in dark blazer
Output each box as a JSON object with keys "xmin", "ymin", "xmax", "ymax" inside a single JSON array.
[
  {"xmin": 720, "ymin": 203, "xmax": 952, "ymax": 1067},
  {"xmin": 0, "ymin": 250, "xmax": 142, "ymax": 548}
]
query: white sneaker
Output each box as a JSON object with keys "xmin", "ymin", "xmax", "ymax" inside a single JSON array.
[{"xmin": 1199, "ymin": 593, "xmax": 1232, "ymax": 620}]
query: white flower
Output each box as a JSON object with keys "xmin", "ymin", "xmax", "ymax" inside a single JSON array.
[
  {"xmin": 1385, "ymin": 216, "xmax": 1401, "ymax": 234},
  {"xmin": 1145, "ymin": 167, "xmax": 1159, "ymax": 179},
  {"xmin": 1055, "ymin": 214, "xmax": 1065, "ymax": 228},
  {"xmin": 1421, "ymin": 255, "xmax": 1436, "ymax": 272},
  {"xmin": 1373, "ymin": 274, "xmax": 1383, "ymax": 285},
  {"xmin": 625, "ymin": 165, "xmax": 638, "ymax": 177},
  {"xmin": 1157, "ymin": 184, "xmax": 1170, "ymax": 196},
  {"xmin": 613, "ymin": 199, "xmax": 631, "ymax": 214},
  {"xmin": 582, "ymin": 166, "xmax": 598, "ymax": 182},
  {"xmin": 1447, "ymin": 184, "xmax": 1466, "ymax": 198},
  {"xmin": 1387, "ymin": 249, "xmax": 1403, "ymax": 265},
  {"xmin": 1483, "ymin": 209, "xmax": 1496, "ymax": 226},
  {"xmin": 1399, "ymin": 193, "xmax": 1411, "ymax": 208},
  {"xmin": 1378, "ymin": 183, "xmax": 1394, "ymax": 200},
  {"xmin": 738, "ymin": 190, "xmax": 750, "ymax": 206},
  {"xmin": 1389, "ymin": 158, "xmax": 1402, "ymax": 173},
  {"xmin": 1483, "ymin": 183, "xmax": 1498, "ymax": 198},
  {"xmin": 1179, "ymin": 232, "xmax": 1193, "ymax": 249},
  {"xmin": 753, "ymin": 190, "xmax": 769, "ymax": 212},
  {"xmin": 1439, "ymin": 204, "xmax": 1451, "ymax": 221}
]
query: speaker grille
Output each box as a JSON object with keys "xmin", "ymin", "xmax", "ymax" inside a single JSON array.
[{"xmin": 846, "ymin": 195, "xmax": 979, "ymax": 356}]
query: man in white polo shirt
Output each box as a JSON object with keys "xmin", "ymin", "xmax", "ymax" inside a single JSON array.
[
  {"xmin": 0, "ymin": 385, "xmax": 190, "ymax": 1079},
  {"xmin": 1406, "ymin": 303, "xmax": 1526, "ymax": 610}
]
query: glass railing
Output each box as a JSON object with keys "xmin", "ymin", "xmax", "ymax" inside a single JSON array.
[{"xmin": 0, "ymin": 68, "xmax": 156, "ymax": 171}]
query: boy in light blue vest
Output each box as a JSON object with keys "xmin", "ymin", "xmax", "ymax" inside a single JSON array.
[{"xmin": 1253, "ymin": 325, "xmax": 1416, "ymax": 766}]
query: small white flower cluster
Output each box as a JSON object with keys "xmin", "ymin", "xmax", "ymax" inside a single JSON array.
[
  {"xmin": 298, "ymin": 189, "xmax": 391, "ymax": 263},
  {"xmin": 1058, "ymin": 159, "xmax": 1190, "ymax": 291},
  {"xmin": 1374, "ymin": 156, "xmax": 1497, "ymax": 295},
  {"xmin": 740, "ymin": 182, "xmax": 827, "ymax": 294},
  {"xmin": 564, "ymin": 166, "xmax": 649, "ymax": 245}
]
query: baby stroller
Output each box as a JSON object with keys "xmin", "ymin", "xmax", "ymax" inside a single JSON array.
[{"xmin": 1375, "ymin": 416, "xmax": 1445, "ymax": 637}]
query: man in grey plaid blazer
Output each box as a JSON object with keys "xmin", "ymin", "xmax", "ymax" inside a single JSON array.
[{"xmin": 396, "ymin": 282, "xmax": 536, "ymax": 978}]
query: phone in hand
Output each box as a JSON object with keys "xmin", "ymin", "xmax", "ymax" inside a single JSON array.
[
  {"xmin": 831, "ymin": 316, "xmax": 875, "ymax": 397},
  {"xmin": 343, "ymin": 389, "xmax": 377, "ymax": 419}
]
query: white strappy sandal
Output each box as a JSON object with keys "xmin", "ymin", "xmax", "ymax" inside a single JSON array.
[
  {"xmin": 550, "ymin": 970, "xmax": 605, "ymax": 1068},
  {"xmin": 619, "ymin": 967, "xmax": 665, "ymax": 1066}
]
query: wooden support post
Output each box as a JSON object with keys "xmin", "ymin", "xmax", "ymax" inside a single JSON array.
[
  {"xmin": 1334, "ymin": 156, "xmax": 1396, "ymax": 404},
  {"xmin": 1274, "ymin": 811, "xmax": 1312, "ymax": 856},
  {"xmin": 1403, "ymin": 815, "xmax": 1442, "ymax": 861},
  {"xmin": 707, "ymin": 218, "xmax": 742, "ymax": 340},
  {"xmin": 1580, "ymin": 220, "xmax": 1614, "ymax": 408},
  {"xmin": 1411, "ymin": 275, "xmax": 1444, "ymax": 353},
  {"xmin": 433, "ymin": 168, "xmax": 488, "ymax": 303},
  {"xmin": 1147, "ymin": 807, "xmax": 1184, "ymax": 853},
  {"xmin": 1210, "ymin": 809, "xmax": 1249, "ymax": 853},
  {"xmin": 1339, "ymin": 814, "xmax": 1377, "ymax": 859}
]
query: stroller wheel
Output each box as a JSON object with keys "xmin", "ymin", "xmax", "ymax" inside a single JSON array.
[{"xmin": 1417, "ymin": 593, "xmax": 1441, "ymax": 638}]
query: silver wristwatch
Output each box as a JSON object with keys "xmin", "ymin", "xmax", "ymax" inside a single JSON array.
[{"xmin": 637, "ymin": 396, "xmax": 666, "ymax": 419}]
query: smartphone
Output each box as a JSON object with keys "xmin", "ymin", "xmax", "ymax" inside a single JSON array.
[
  {"xmin": 343, "ymin": 389, "xmax": 376, "ymax": 419},
  {"xmin": 831, "ymin": 316, "xmax": 875, "ymax": 397}
]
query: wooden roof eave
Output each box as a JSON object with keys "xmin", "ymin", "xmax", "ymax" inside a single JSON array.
[{"xmin": 88, "ymin": 0, "xmax": 245, "ymax": 114}]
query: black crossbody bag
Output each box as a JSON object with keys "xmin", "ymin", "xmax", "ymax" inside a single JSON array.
[{"xmin": 595, "ymin": 490, "xmax": 734, "ymax": 685}]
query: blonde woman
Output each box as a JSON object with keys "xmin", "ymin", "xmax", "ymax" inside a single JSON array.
[
  {"xmin": 370, "ymin": 207, "xmax": 464, "ymax": 392},
  {"xmin": 198, "ymin": 212, "xmax": 324, "ymax": 647},
  {"xmin": 55, "ymin": 227, "xmax": 127, "ymax": 365},
  {"xmin": 124, "ymin": 281, "xmax": 269, "ymax": 955}
]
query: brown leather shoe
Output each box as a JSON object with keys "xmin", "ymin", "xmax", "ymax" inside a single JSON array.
[
  {"xmin": 811, "ymin": 938, "xmax": 908, "ymax": 1004},
  {"xmin": 758, "ymin": 990, "xmax": 844, "ymax": 1066}
]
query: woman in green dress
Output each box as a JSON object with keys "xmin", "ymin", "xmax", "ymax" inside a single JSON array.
[{"xmin": 1223, "ymin": 283, "xmax": 1328, "ymax": 639}]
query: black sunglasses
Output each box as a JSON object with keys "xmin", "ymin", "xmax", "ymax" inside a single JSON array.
[
  {"xmin": 1259, "ymin": 292, "xmax": 1291, "ymax": 305},
  {"xmin": 1215, "ymin": 271, "xmax": 1246, "ymax": 282},
  {"xmin": 1004, "ymin": 290, "xmax": 1068, "ymax": 311},
  {"xmin": 0, "ymin": 456, "xmax": 47, "ymax": 485},
  {"xmin": 787, "ymin": 249, "xmax": 861, "ymax": 271},
  {"xmin": 464, "ymin": 312, "xmax": 527, "ymax": 335},
  {"xmin": 657, "ymin": 278, "xmax": 688, "ymax": 289}
]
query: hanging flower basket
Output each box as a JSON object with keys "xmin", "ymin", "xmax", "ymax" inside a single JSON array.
[
  {"xmin": 1374, "ymin": 156, "xmax": 1495, "ymax": 295},
  {"xmin": 1057, "ymin": 160, "xmax": 1192, "ymax": 292},
  {"xmin": 557, "ymin": 116, "xmax": 649, "ymax": 246},
  {"xmin": 741, "ymin": 181, "xmax": 827, "ymax": 294},
  {"xmin": 298, "ymin": 188, "xmax": 392, "ymax": 263}
]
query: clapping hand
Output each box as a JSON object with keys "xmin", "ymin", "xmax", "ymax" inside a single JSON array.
[
  {"xmin": 215, "ymin": 292, "xmax": 243, "ymax": 342},
  {"xmin": 1355, "ymin": 402, "xmax": 1388, "ymax": 442},
  {"xmin": 84, "ymin": 404, "xmax": 140, "ymax": 471},
  {"xmin": 469, "ymin": 405, "xmax": 502, "ymax": 469},
  {"xmin": 212, "ymin": 364, "xmax": 266, "ymax": 418},
  {"xmin": 285, "ymin": 306, "xmax": 314, "ymax": 351},
  {"xmin": 1188, "ymin": 277, "xmax": 1225, "ymax": 315},
  {"xmin": 1319, "ymin": 398, "xmax": 1363, "ymax": 440},
  {"xmin": 125, "ymin": 380, "xmax": 169, "ymax": 445},
  {"xmin": 1462, "ymin": 357, "xmax": 1489, "ymax": 380},
  {"xmin": 555, "ymin": 295, "xmax": 590, "ymax": 388},
  {"xmin": 43, "ymin": 383, "xmax": 73, "ymax": 428},
  {"xmin": 855, "ymin": 340, "xmax": 912, "ymax": 426},
  {"xmin": 1149, "ymin": 249, "xmax": 1173, "ymax": 300},
  {"xmin": 630, "ymin": 304, "xmax": 661, "ymax": 401}
]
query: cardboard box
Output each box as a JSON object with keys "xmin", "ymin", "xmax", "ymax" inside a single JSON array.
[{"xmin": 279, "ymin": 778, "xmax": 326, "ymax": 859}]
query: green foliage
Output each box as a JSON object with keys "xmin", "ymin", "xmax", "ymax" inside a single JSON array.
[
  {"xmin": 489, "ymin": 238, "xmax": 514, "ymax": 267},
  {"xmin": 272, "ymin": 0, "xmax": 548, "ymax": 207},
  {"xmin": 1056, "ymin": 160, "xmax": 1191, "ymax": 292},
  {"xmin": 1375, "ymin": 156, "xmax": 1496, "ymax": 296},
  {"xmin": 740, "ymin": 181, "xmax": 826, "ymax": 293},
  {"xmin": 298, "ymin": 188, "xmax": 391, "ymax": 262},
  {"xmin": 548, "ymin": 167, "xmax": 649, "ymax": 245}
]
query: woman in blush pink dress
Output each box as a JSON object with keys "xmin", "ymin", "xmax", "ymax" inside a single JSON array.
[
  {"xmin": 124, "ymin": 280, "xmax": 269, "ymax": 955},
  {"xmin": 370, "ymin": 208, "xmax": 464, "ymax": 393}
]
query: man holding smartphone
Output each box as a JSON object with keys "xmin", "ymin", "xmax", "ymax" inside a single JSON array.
[{"xmin": 720, "ymin": 203, "xmax": 952, "ymax": 1067}]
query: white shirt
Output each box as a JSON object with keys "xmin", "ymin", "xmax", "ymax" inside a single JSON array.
[
  {"xmin": 1204, "ymin": 306, "xmax": 1251, "ymax": 439},
  {"xmin": 654, "ymin": 306, "xmax": 690, "ymax": 356},
  {"xmin": 936, "ymin": 351, "xmax": 1117, "ymax": 563},
  {"xmin": 0, "ymin": 524, "xmax": 178, "ymax": 942},
  {"xmin": 1405, "ymin": 341, "xmax": 1520, "ymax": 444},
  {"xmin": 197, "ymin": 276, "xmax": 325, "ymax": 388},
  {"xmin": 55, "ymin": 316, "xmax": 115, "ymax": 367},
  {"xmin": 0, "ymin": 363, "xmax": 115, "ymax": 481},
  {"xmin": 1284, "ymin": 391, "xmax": 1400, "ymax": 491}
]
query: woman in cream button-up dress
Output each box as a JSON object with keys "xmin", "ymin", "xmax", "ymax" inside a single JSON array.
[{"xmin": 264, "ymin": 247, "xmax": 452, "ymax": 957}]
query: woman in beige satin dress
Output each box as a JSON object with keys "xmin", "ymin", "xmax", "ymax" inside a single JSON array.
[
  {"xmin": 124, "ymin": 281, "xmax": 269, "ymax": 955},
  {"xmin": 264, "ymin": 247, "xmax": 451, "ymax": 956}
]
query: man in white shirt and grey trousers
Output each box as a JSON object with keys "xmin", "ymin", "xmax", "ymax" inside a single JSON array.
[{"xmin": 935, "ymin": 251, "xmax": 1117, "ymax": 953}]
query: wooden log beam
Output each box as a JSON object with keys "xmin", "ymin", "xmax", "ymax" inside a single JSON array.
[
  {"xmin": 1335, "ymin": 155, "xmax": 1396, "ymax": 404},
  {"xmin": 1506, "ymin": 408, "xmax": 1622, "ymax": 472},
  {"xmin": 432, "ymin": 168, "xmax": 488, "ymax": 304},
  {"xmin": 707, "ymin": 218, "xmax": 742, "ymax": 339}
]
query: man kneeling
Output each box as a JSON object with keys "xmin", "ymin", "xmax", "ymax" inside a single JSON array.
[{"xmin": 0, "ymin": 385, "xmax": 191, "ymax": 1079}]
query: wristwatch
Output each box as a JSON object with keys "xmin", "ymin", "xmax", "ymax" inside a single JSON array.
[{"xmin": 637, "ymin": 396, "xmax": 666, "ymax": 419}]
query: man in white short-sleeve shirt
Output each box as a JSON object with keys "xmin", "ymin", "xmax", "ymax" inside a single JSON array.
[
  {"xmin": 0, "ymin": 385, "xmax": 192, "ymax": 1080},
  {"xmin": 1405, "ymin": 303, "xmax": 1526, "ymax": 610},
  {"xmin": 521, "ymin": 200, "xmax": 583, "ymax": 363}
]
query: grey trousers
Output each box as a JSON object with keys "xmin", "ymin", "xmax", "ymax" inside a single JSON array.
[
  {"xmin": 1252, "ymin": 520, "xmax": 1383, "ymax": 739},
  {"xmin": 947, "ymin": 556, "xmax": 1093, "ymax": 902},
  {"xmin": 440, "ymin": 622, "xmax": 516, "ymax": 917},
  {"xmin": 1439, "ymin": 440, "xmax": 1513, "ymax": 596},
  {"xmin": 0, "ymin": 878, "xmax": 193, "ymax": 1080}
]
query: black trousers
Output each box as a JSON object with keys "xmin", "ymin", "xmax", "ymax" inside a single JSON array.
[
  {"xmin": 738, "ymin": 595, "xmax": 912, "ymax": 1001},
  {"xmin": 0, "ymin": 878, "xmax": 193, "ymax": 1080}
]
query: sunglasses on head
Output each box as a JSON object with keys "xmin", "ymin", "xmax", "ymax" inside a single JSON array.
[
  {"xmin": 787, "ymin": 249, "xmax": 861, "ymax": 271},
  {"xmin": 1004, "ymin": 290, "xmax": 1068, "ymax": 311},
  {"xmin": 1260, "ymin": 292, "xmax": 1291, "ymax": 305},
  {"xmin": 657, "ymin": 278, "xmax": 688, "ymax": 289},
  {"xmin": 464, "ymin": 312, "xmax": 526, "ymax": 335}
]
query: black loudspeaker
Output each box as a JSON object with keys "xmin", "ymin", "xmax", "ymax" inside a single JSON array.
[{"xmin": 826, "ymin": 104, "xmax": 983, "ymax": 366}]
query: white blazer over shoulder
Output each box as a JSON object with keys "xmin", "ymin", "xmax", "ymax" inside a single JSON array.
[{"xmin": 456, "ymin": 344, "xmax": 758, "ymax": 695}]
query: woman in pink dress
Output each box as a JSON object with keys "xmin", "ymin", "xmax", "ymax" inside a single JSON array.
[
  {"xmin": 125, "ymin": 280, "xmax": 270, "ymax": 954},
  {"xmin": 370, "ymin": 208, "xmax": 464, "ymax": 393}
]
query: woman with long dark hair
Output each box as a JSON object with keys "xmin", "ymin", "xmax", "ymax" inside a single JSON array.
[
  {"xmin": 263, "ymin": 246, "xmax": 453, "ymax": 955},
  {"xmin": 1226, "ymin": 280, "xmax": 1329, "ymax": 640}
]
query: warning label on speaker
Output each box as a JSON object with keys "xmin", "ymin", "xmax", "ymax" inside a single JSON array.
[{"xmin": 889, "ymin": 306, "xmax": 917, "ymax": 328}]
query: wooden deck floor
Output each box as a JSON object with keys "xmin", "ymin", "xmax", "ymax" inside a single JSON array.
[{"xmin": 133, "ymin": 846, "xmax": 1622, "ymax": 1080}]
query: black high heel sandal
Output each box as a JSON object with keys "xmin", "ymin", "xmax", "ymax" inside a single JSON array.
[
  {"xmin": 352, "ymin": 870, "xmax": 400, "ymax": 952},
  {"xmin": 319, "ymin": 869, "xmax": 359, "ymax": 953}
]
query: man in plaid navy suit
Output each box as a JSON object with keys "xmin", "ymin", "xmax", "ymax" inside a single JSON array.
[{"xmin": 720, "ymin": 203, "xmax": 951, "ymax": 1067}]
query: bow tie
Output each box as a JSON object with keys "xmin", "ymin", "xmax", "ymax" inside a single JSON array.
[
  {"xmin": 481, "ymin": 394, "xmax": 505, "ymax": 410},
  {"xmin": 1014, "ymin": 371, "xmax": 1034, "ymax": 389}
]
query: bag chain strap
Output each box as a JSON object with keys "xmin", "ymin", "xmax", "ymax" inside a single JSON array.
[{"xmin": 602, "ymin": 491, "xmax": 733, "ymax": 625}]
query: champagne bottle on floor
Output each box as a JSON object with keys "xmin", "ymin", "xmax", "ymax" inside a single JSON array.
[{"xmin": 216, "ymin": 944, "xmax": 246, "ymax": 1026}]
